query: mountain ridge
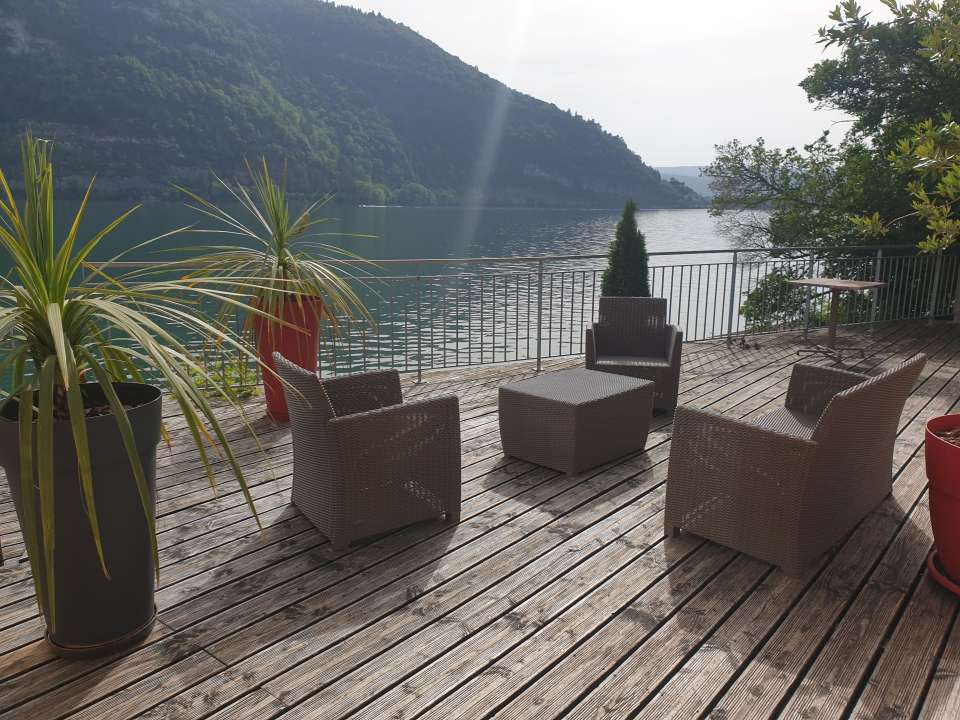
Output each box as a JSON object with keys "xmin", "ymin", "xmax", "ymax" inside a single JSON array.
[{"xmin": 0, "ymin": 0, "xmax": 703, "ymax": 208}]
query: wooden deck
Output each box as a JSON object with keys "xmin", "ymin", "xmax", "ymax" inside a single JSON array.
[{"xmin": 1, "ymin": 320, "xmax": 960, "ymax": 719}]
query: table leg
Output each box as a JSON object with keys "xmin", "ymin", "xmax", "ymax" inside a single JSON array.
[{"xmin": 828, "ymin": 289, "xmax": 841, "ymax": 349}]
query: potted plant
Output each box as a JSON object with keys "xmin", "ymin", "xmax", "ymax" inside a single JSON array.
[
  {"xmin": 176, "ymin": 160, "xmax": 371, "ymax": 421},
  {"xmin": 926, "ymin": 414, "xmax": 960, "ymax": 595},
  {"xmin": 0, "ymin": 134, "xmax": 264, "ymax": 657}
]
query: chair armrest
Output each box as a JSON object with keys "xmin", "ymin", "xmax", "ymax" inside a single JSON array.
[
  {"xmin": 667, "ymin": 406, "xmax": 818, "ymax": 512},
  {"xmin": 330, "ymin": 395, "xmax": 461, "ymax": 459},
  {"xmin": 785, "ymin": 364, "xmax": 868, "ymax": 417},
  {"xmin": 585, "ymin": 326, "xmax": 598, "ymax": 368},
  {"xmin": 321, "ymin": 370, "xmax": 403, "ymax": 416},
  {"xmin": 665, "ymin": 325, "xmax": 682, "ymax": 366},
  {"xmin": 665, "ymin": 405, "xmax": 819, "ymax": 574}
]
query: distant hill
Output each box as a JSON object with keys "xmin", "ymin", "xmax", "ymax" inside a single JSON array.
[
  {"xmin": 0, "ymin": 0, "xmax": 702, "ymax": 208},
  {"xmin": 656, "ymin": 166, "xmax": 714, "ymax": 198}
]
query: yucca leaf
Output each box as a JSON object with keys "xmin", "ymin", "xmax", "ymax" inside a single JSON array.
[
  {"xmin": 45, "ymin": 303, "xmax": 71, "ymax": 389},
  {"xmin": 54, "ymin": 177, "xmax": 95, "ymax": 286},
  {"xmin": 82, "ymin": 352, "xmax": 158, "ymax": 583},
  {"xmin": 37, "ymin": 356, "xmax": 56, "ymax": 631},
  {"xmin": 63, "ymin": 348, "xmax": 109, "ymax": 578},
  {"xmin": 14, "ymin": 360, "xmax": 45, "ymax": 617}
]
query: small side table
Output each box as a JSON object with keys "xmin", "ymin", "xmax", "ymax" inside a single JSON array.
[{"xmin": 787, "ymin": 278, "xmax": 887, "ymax": 362}]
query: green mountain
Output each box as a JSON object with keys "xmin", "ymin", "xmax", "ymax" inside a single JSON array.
[{"xmin": 0, "ymin": 0, "xmax": 702, "ymax": 208}]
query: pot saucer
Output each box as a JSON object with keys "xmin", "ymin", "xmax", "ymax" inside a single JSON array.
[{"xmin": 928, "ymin": 549, "xmax": 960, "ymax": 598}]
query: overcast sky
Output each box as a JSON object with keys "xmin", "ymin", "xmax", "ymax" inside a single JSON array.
[{"xmin": 338, "ymin": 0, "xmax": 895, "ymax": 167}]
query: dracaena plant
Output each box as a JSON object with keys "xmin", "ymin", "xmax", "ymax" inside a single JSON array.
[
  {"xmin": 173, "ymin": 158, "xmax": 373, "ymax": 334},
  {"xmin": 0, "ymin": 133, "xmax": 266, "ymax": 628}
]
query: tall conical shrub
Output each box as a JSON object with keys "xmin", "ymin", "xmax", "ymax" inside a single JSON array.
[{"xmin": 601, "ymin": 199, "xmax": 650, "ymax": 296}]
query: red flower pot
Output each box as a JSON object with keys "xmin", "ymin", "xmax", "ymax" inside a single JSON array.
[
  {"xmin": 253, "ymin": 298, "xmax": 322, "ymax": 421},
  {"xmin": 925, "ymin": 414, "xmax": 960, "ymax": 585}
]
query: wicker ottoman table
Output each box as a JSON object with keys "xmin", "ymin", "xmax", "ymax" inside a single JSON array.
[{"xmin": 498, "ymin": 368, "xmax": 653, "ymax": 475}]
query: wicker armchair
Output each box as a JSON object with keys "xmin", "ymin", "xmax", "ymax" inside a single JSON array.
[
  {"xmin": 664, "ymin": 354, "xmax": 926, "ymax": 575},
  {"xmin": 585, "ymin": 297, "xmax": 682, "ymax": 412},
  {"xmin": 273, "ymin": 353, "xmax": 462, "ymax": 550}
]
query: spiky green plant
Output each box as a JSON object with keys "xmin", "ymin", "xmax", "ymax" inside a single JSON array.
[
  {"xmin": 0, "ymin": 133, "xmax": 267, "ymax": 630},
  {"xmin": 174, "ymin": 158, "xmax": 373, "ymax": 335}
]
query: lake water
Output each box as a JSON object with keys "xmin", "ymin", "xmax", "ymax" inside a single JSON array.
[
  {"xmin": 61, "ymin": 203, "xmax": 730, "ymax": 266},
  {"xmin": 22, "ymin": 203, "xmax": 736, "ymax": 374}
]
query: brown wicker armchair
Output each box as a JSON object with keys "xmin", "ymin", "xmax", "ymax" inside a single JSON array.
[
  {"xmin": 274, "ymin": 353, "xmax": 461, "ymax": 550},
  {"xmin": 664, "ymin": 354, "xmax": 926, "ymax": 575},
  {"xmin": 585, "ymin": 297, "xmax": 682, "ymax": 412}
]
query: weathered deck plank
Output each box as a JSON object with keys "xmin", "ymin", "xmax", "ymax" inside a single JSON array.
[{"xmin": 0, "ymin": 321, "xmax": 957, "ymax": 720}]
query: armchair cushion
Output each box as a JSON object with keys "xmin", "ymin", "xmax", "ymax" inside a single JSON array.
[{"xmin": 755, "ymin": 407, "xmax": 819, "ymax": 439}]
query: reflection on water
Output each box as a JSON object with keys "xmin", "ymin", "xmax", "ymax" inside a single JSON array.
[{"xmin": 44, "ymin": 203, "xmax": 730, "ymax": 266}]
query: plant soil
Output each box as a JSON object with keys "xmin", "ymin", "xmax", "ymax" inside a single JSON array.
[{"xmin": 935, "ymin": 428, "xmax": 960, "ymax": 449}]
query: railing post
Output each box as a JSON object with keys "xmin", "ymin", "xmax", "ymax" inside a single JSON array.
[
  {"xmin": 954, "ymin": 257, "xmax": 960, "ymax": 323},
  {"xmin": 870, "ymin": 248, "xmax": 883, "ymax": 332},
  {"xmin": 928, "ymin": 252, "xmax": 944, "ymax": 325},
  {"xmin": 725, "ymin": 251, "xmax": 738, "ymax": 344},
  {"xmin": 416, "ymin": 275, "xmax": 423, "ymax": 383},
  {"xmin": 536, "ymin": 259, "xmax": 544, "ymax": 371},
  {"xmin": 801, "ymin": 250, "xmax": 815, "ymax": 339}
]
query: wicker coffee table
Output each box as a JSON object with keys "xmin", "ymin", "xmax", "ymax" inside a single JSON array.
[{"xmin": 498, "ymin": 368, "xmax": 653, "ymax": 475}]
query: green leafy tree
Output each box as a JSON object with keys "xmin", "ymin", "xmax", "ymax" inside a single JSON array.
[
  {"xmin": 855, "ymin": 116, "xmax": 960, "ymax": 253},
  {"xmin": 847, "ymin": 2, "xmax": 960, "ymax": 255},
  {"xmin": 707, "ymin": 0, "xmax": 960, "ymax": 328},
  {"xmin": 708, "ymin": 0, "xmax": 959, "ymax": 254},
  {"xmin": 601, "ymin": 200, "xmax": 650, "ymax": 297}
]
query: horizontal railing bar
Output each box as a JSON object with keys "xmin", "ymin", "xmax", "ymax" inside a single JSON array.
[{"xmin": 86, "ymin": 243, "xmax": 932, "ymax": 270}]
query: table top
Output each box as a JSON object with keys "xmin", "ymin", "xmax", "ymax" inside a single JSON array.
[
  {"xmin": 786, "ymin": 277, "xmax": 887, "ymax": 292},
  {"xmin": 499, "ymin": 368, "xmax": 652, "ymax": 405}
]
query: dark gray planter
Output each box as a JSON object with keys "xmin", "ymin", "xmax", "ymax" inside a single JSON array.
[{"xmin": 0, "ymin": 383, "xmax": 162, "ymax": 658}]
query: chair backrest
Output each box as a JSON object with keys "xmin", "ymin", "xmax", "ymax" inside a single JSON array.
[
  {"xmin": 799, "ymin": 353, "xmax": 926, "ymax": 557},
  {"xmin": 812, "ymin": 353, "xmax": 925, "ymax": 450},
  {"xmin": 320, "ymin": 371, "xmax": 403, "ymax": 417},
  {"xmin": 595, "ymin": 296, "xmax": 668, "ymax": 356},
  {"xmin": 272, "ymin": 352, "xmax": 336, "ymax": 425}
]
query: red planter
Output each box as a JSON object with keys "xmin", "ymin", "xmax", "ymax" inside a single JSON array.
[
  {"xmin": 925, "ymin": 414, "xmax": 960, "ymax": 589},
  {"xmin": 253, "ymin": 298, "xmax": 322, "ymax": 421}
]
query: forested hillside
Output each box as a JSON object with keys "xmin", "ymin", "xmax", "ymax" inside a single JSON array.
[{"xmin": 0, "ymin": 0, "xmax": 701, "ymax": 207}]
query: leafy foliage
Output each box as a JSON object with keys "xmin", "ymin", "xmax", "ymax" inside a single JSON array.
[
  {"xmin": 0, "ymin": 134, "xmax": 266, "ymax": 629},
  {"xmin": 706, "ymin": 1, "xmax": 960, "ymax": 253},
  {"xmin": 174, "ymin": 159, "xmax": 372, "ymax": 336},
  {"xmin": 706, "ymin": 135, "xmax": 904, "ymax": 249},
  {"xmin": 601, "ymin": 200, "xmax": 650, "ymax": 297},
  {"xmin": 706, "ymin": 0, "xmax": 960, "ymax": 328},
  {"xmin": 893, "ymin": 117, "xmax": 960, "ymax": 252},
  {"xmin": 192, "ymin": 355, "xmax": 259, "ymax": 401},
  {"xmin": 0, "ymin": 0, "xmax": 701, "ymax": 209}
]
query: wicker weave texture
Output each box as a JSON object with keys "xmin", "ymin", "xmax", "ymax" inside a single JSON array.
[
  {"xmin": 585, "ymin": 297, "xmax": 682, "ymax": 412},
  {"xmin": 274, "ymin": 353, "xmax": 461, "ymax": 549},
  {"xmin": 664, "ymin": 354, "xmax": 926, "ymax": 575},
  {"xmin": 498, "ymin": 368, "xmax": 653, "ymax": 475}
]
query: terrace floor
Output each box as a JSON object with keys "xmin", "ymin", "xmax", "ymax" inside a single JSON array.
[{"xmin": 1, "ymin": 320, "xmax": 960, "ymax": 719}]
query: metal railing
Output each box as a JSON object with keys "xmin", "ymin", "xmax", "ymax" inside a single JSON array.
[
  {"xmin": 93, "ymin": 244, "xmax": 960, "ymax": 381},
  {"xmin": 306, "ymin": 245, "xmax": 958, "ymax": 378}
]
